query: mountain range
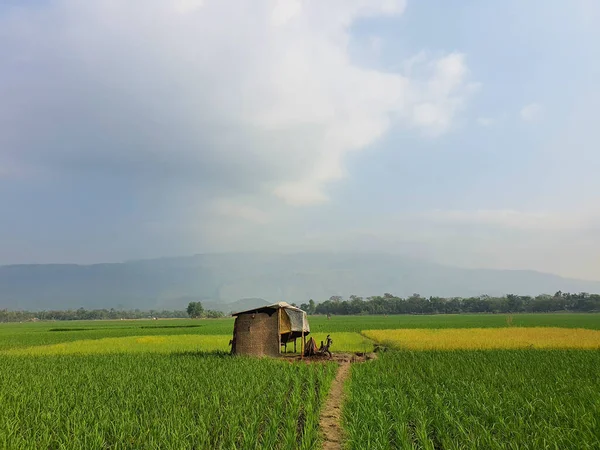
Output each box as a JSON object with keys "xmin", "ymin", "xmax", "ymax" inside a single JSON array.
[{"xmin": 1, "ymin": 252, "xmax": 599, "ymax": 311}]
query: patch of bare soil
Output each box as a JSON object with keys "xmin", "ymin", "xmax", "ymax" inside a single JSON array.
[
  {"xmin": 319, "ymin": 361, "xmax": 351, "ymax": 450},
  {"xmin": 280, "ymin": 352, "xmax": 376, "ymax": 364}
]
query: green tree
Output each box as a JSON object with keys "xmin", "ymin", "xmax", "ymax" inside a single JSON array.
[
  {"xmin": 205, "ymin": 309, "xmax": 224, "ymax": 318},
  {"xmin": 186, "ymin": 302, "xmax": 204, "ymax": 318},
  {"xmin": 299, "ymin": 299, "xmax": 317, "ymax": 314}
]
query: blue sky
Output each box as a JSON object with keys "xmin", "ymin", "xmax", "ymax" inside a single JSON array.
[{"xmin": 1, "ymin": 0, "xmax": 599, "ymax": 280}]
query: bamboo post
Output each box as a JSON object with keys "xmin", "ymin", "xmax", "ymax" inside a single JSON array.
[
  {"xmin": 278, "ymin": 308, "xmax": 281, "ymax": 355},
  {"xmin": 301, "ymin": 312, "xmax": 305, "ymax": 360}
]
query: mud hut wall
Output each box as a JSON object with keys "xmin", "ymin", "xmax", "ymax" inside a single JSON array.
[{"xmin": 233, "ymin": 311, "xmax": 280, "ymax": 356}]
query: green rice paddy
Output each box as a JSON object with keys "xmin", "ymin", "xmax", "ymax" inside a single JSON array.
[
  {"xmin": 1, "ymin": 313, "xmax": 599, "ymax": 449},
  {"xmin": 344, "ymin": 350, "xmax": 600, "ymax": 449}
]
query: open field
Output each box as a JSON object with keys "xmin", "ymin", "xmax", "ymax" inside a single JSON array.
[
  {"xmin": 1, "ymin": 313, "xmax": 600, "ymax": 449},
  {"xmin": 311, "ymin": 313, "xmax": 600, "ymax": 333},
  {"xmin": 2, "ymin": 313, "xmax": 599, "ymax": 352},
  {"xmin": 0, "ymin": 319, "xmax": 235, "ymax": 351},
  {"xmin": 2, "ymin": 334, "xmax": 230, "ymax": 356},
  {"xmin": 7, "ymin": 327, "xmax": 600, "ymax": 357},
  {"xmin": 344, "ymin": 350, "xmax": 600, "ymax": 449},
  {"xmin": 364, "ymin": 327, "xmax": 600, "ymax": 350},
  {"xmin": 0, "ymin": 353, "xmax": 337, "ymax": 450},
  {"xmin": 2, "ymin": 332, "xmax": 371, "ymax": 356}
]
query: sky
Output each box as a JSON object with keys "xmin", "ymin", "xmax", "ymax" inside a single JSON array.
[{"xmin": 1, "ymin": 0, "xmax": 599, "ymax": 280}]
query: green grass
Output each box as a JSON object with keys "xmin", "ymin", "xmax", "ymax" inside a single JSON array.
[
  {"xmin": 2, "ymin": 313, "xmax": 598, "ymax": 352},
  {"xmin": 0, "ymin": 353, "xmax": 337, "ymax": 450},
  {"xmin": 344, "ymin": 350, "xmax": 600, "ymax": 449},
  {"xmin": 310, "ymin": 313, "xmax": 600, "ymax": 333},
  {"xmin": 0, "ymin": 319, "xmax": 234, "ymax": 351}
]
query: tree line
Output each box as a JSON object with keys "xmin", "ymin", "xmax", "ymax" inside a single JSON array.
[
  {"xmin": 0, "ymin": 306, "xmax": 222, "ymax": 323},
  {"xmin": 2, "ymin": 291, "xmax": 599, "ymax": 322},
  {"xmin": 312, "ymin": 292, "xmax": 600, "ymax": 315}
]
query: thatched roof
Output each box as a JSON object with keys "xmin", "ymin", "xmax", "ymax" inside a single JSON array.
[
  {"xmin": 231, "ymin": 301, "xmax": 304, "ymax": 316},
  {"xmin": 232, "ymin": 302, "xmax": 310, "ymax": 335}
]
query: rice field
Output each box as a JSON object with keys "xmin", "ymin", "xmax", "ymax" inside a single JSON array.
[
  {"xmin": 1, "ymin": 332, "xmax": 373, "ymax": 356},
  {"xmin": 344, "ymin": 350, "xmax": 600, "ymax": 449},
  {"xmin": 363, "ymin": 327, "xmax": 600, "ymax": 350},
  {"xmin": 0, "ymin": 319, "xmax": 235, "ymax": 351},
  {"xmin": 0, "ymin": 353, "xmax": 337, "ymax": 450},
  {"xmin": 310, "ymin": 313, "xmax": 600, "ymax": 333},
  {"xmin": 1, "ymin": 313, "xmax": 600, "ymax": 449},
  {"xmin": 2, "ymin": 334, "xmax": 230, "ymax": 356},
  {"xmin": 2, "ymin": 312, "xmax": 599, "ymax": 351}
]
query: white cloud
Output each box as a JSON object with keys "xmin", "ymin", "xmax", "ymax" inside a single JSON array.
[
  {"xmin": 173, "ymin": 0, "xmax": 205, "ymax": 14},
  {"xmin": 408, "ymin": 53, "xmax": 474, "ymax": 135},
  {"xmin": 0, "ymin": 0, "xmax": 475, "ymax": 207},
  {"xmin": 520, "ymin": 102, "xmax": 543, "ymax": 122},
  {"xmin": 271, "ymin": 0, "xmax": 302, "ymax": 27}
]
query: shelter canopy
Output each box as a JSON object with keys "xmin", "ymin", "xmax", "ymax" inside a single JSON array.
[{"xmin": 232, "ymin": 302, "xmax": 310, "ymax": 334}]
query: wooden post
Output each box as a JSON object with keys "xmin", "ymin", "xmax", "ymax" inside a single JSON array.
[
  {"xmin": 278, "ymin": 308, "xmax": 281, "ymax": 355},
  {"xmin": 294, "ymin": 338, "xmax": 297, "ymax": 353},
  {"xmin": 301, "ymin": 312, "xmax": 305, "ymax": 359}
]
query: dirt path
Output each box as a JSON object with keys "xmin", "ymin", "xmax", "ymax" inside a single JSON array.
[{"xmin": 320, "ymin": 361, "xmax": 351, "ymax": 450}]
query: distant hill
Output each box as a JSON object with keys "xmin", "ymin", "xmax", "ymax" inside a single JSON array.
[{"xmin": 1, "ymin": 252, "xmax": 599, "ymax": 310}]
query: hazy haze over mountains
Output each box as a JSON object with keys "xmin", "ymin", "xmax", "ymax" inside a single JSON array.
[{"xmin": 2, "ymin": 253, "xmax": 600, "ymax": 311}]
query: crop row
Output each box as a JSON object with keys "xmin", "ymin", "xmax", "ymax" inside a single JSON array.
[
  {"xmin": 344, "ymin": 350, "xmax": 600, "ymax": 449},
  {"xmin": 0, "ymin": 353, "xmax": 337, "ymax": 450}
]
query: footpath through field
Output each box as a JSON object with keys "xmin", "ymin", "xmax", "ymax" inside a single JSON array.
[{"xmin": 320, "ymin": 361, "xmax": 351, "ymax": 450}]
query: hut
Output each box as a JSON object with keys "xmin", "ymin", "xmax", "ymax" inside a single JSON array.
[{"xmin": 230, "ymin": 302, "xmax": 310, "ymax": 357}]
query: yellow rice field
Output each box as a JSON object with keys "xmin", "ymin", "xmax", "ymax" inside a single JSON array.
[
  {"xmin": 1, "ymin": 331, "xmax": 371, "ymax": 356},
  {"xmin": 2, "ymin": 334, "xmax": 230, "ymax": 356},
  {"xmin": 363, "ymin": 327, "xmax": 600, "ymax": 350},
  {"xmin": 6, "ymin": 327, "xmax": 598, "ymax": 355}
]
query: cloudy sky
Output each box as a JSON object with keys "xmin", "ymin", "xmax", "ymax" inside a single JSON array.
[{"xmin": 1, "ymin": 0, "xmax": 599, "ymax": 280}]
